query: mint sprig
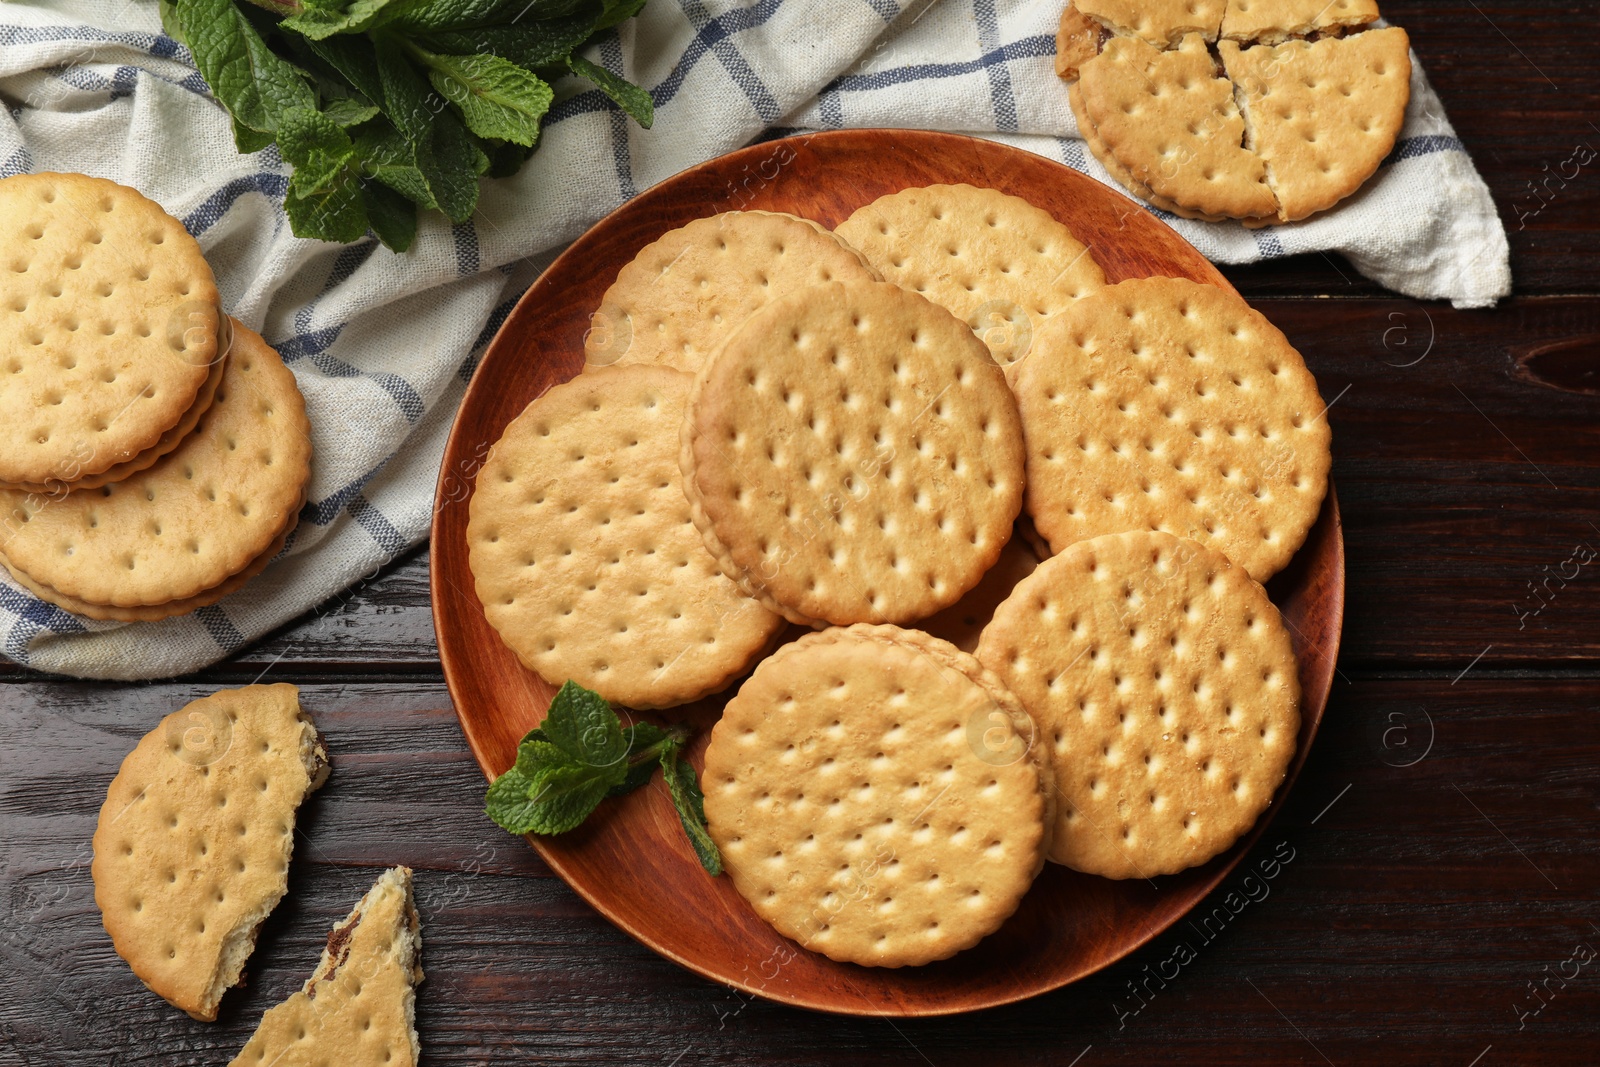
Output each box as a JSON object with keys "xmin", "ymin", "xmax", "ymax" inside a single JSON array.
[
  {"xmin": 485, "ymin": 681, "xmax": 722, "ymax": 875},
  {"xmin": 161, "ymin": 0, "xmax": 654, "ymax": 251}
]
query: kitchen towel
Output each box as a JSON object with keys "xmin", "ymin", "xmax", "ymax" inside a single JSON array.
[{"xmin": 0, "ymin": 0, "xmax": 1511, "ymax": 678}]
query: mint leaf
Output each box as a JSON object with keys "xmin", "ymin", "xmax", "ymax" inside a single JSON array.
[
  {"xmin": 484, "ymin": 766, "xmax": 546, "ymax": 834},
  {"xmin": 285, "ymin": 170, "xmax": 369, "ymax": 244},
  {"xmin": 660, "ymin": 742, "xmax": 722, "ymax": 876},
  {"xmin": 539, "ymin": 679, "xmax": 628, "ymax": 768},
  {"xmin": 421, "ymin": 51, "xmax": 554, "ymax": 147},
  {"xmin": 373, "ymin": 34, "xmax": 483, "ymax": 220},
  {"xmin": 278, "ymin": 106, "xmax": 357, "ymax": 194},
  {"xmin": 322, "ymin": 96, "xmax": 381, "ymax": 127},
  {"xmin": 567, "ymin": 53, "xmax": 652, "ymax": 128},
  {"xmin": 607, "ymin": 722, "xmax": 669, "ymax": 796},
  {"xmin": 283, "ymin": 0, "xmax": 406, "ymax": 40},
  {"xmin": 595, "ymin": 0, "xmax": 649, "ymax": 30},
  {"xmin": 360, "ymin": 180, "xmax": 418, "ymax": 251},
  {"xmin": 173, "ymin": 0, "xmax": 316, "ymax": 135},
  {"xmin": 418, "ymin": 16, "xmax": 594, "ymax": 71}
]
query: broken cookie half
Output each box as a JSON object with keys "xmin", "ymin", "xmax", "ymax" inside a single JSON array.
[
  {"xmin": 229, "ymin": 866, "xmax": 423, "ymax": 1067},
  {"xmin": 1062, "ymin": 0, "xmax": 1410, "ymax": 225},
  {"xmin": 91, "ymin": 683, "xmax": 329, "ymax": 1021}
]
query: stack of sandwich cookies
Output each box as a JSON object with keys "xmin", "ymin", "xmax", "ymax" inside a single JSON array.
[
  {"xmin": 703, "ymin": 625, "xmax": 1052, "ymax": 967},
  {"xmin": 1062, "ymin": 0, "xmax": 1410, "ymax": 224},
  {"xmin": 0, "ymin": 173, "xmax": 225, "ymax": 491},
  {"xmin": 0, "ymin": 319, "xmax": 312, "ymax": 621}
]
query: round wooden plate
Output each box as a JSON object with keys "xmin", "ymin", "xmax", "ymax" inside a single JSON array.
[{"xmin": 431, "ymin": 129, "xmax": 1344, "ymax": 1017}]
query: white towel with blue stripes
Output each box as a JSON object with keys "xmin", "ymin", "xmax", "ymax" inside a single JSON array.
[{"xmin": 0, "ymin": 0, "xmax": 1509, "ymax": 679}]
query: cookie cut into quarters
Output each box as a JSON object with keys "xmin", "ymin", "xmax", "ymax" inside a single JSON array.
[
  {"xmin": 703, "ymin": 624, "xmax": 1052, "ymax": 967},
  {"xmin": 681, "ymin": 277, "xmax": 1025, "ymax": 627},
  {"xmin": 467, "ymin": 364, "xmax": 784, "ymax": 709},
  {"xmin": 228, "ymin": 866, "xmax": 422, "ymax": 1067},
  {"xmin": 834, "ymin": 184, "xmax": 1107, "ymax": 373},
  {"xmin": 0, "ymin": 319, "xmax": 311, "ymax": 613},
  {"xmin": 1013, "ymin": 277, "xmax": 1330, "ymax": 583},
  {"xmin": 1061, "ymin": 1, "xmax": 1412, "ymax": 224},
  {"xmin": 583, "ymin": 210, "xmax": 881, "ymax": 374},
  {"xmin": 977, "ymin": 532, "xmax": 1300, "ymax": 879},
  {"xmin": 0, "ymin": 172, "xmax": 222, "ymax": 487},
  {"xmin": 90, "ymin": 684, "xmax": 327, "ymax": 1021}
]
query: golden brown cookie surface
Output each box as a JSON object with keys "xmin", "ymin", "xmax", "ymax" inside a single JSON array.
[
  {"xmin": 703, "ymin": 624, "xmax": 1050, "ymax": 967},
  {"xmin": 1014, "ymin": 277, "xmax": 1329, "ymax": 582},
  {"xmin": 681, "ymin": 278, "xmax": 1024, "ymax": 626},
  {"xmin": 90, "ymin": 684, "xmax": 327, "ymax": 1020},
  {"xmin": 977, "ymin": 532, "xmax": 1299, "ymax": 879},
  {"xmin": 468, "ymin": 364, "xmax": 783, "ymax": 708},
  {"xmin": 0, "ymin": 173, "xmax": 220, "ymax": 485}
]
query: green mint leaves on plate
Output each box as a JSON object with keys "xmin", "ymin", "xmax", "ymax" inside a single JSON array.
[
  {"xmin": 485, "ymin": 680, "xmax": 723, "ymax": 876},
  {"xmin": 160, "ymin": 0, "xmax": 654, "ymax": 252}
]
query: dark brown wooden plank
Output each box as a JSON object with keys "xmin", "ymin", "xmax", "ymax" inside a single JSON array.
[{"xmin": 3, "ymin": 676, "xmax": 1595, "ymax": 1065}]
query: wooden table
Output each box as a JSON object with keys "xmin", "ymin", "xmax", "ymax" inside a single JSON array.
[{"xmin": 4, "ymin": 3, "xmax": 1597, "ymax": 1062}]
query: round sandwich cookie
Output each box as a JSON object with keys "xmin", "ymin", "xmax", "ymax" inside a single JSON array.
[
  {"xmin": 0, "ymin": 320, "xmax": 311, "ymax": 611},
  {"xmin": 467, "ymin": 364, "xmax": 784, "ymax": 710},
  {"xmin": 976, "ymin": 531, "xmax": 1301, "ymax": 880},
  {"xmin": 834, "ymin": 184, "xmax": 1106, "ymax": 374},
  {"xmin": 583, "ymin": 210, "xmax": 881, "ymax": 374},
  {"xmin": 91, "ymin": 684, "xmax": 328, "ymax": 1021},
  {"xmin": 681, "ymin": 278, "xmax": 1025, "ymax": 627},
  {"xmin": 0, "ymin": 172, "xmax": 222, "ymax": 486},
  {"xmin": 1013, "ymin": 277, "xmax": 1330, "ymax": 583},
  {"xmin": 702, "ymin": 624, "xmax": 1052, "ymax": 968}
]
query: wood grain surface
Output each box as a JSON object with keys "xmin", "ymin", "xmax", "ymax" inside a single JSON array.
[{"xmin": 3, "ymin": 0, "xmax": 1598, "ymax": 1062}]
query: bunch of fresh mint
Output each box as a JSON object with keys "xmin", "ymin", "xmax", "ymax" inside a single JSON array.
[
  {"xmin": 161, "ymin": 0, "xmax": 654, "ymax": 252},
  {"xmin": 485, "ymin": 680, "xmax": 722, "ymax": 875}
]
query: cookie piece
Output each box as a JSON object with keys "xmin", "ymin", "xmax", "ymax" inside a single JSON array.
[
  {"xmin": 1222, "ymin": 28, "xmax": 1412, "ymax": 222},
  {"xmin": 0, "ymin": 173, "xmax": 221, "ymax": 486},
  {"xmin": 228, "ymin": 866, "xmax": 422, "ymax": 1067},
  {"xmin": 0, "ymin": 320, "xmax": 311, "ymax": 607},
  {"xmin": 1056, "ymin": 1, "xmax": 1106, "ymax": 79},
  {"xmin": 583, "ymin": 211, "xmax": 881, "ymax": 374},
  {"xmin": 468, "ymin": 365, "xmax": 783, "ymax": 709},
  {"xmin": 977, "ymin": 532, "xmax": 1300, "ymax": 879},
  {"xmin": 1076, "ymin": 34, "xmax": 1278, "ymax": 222},
  {"xmin": 3, "ymin": 316, "xmax": 232, "ymax": 495},
  {"xmin": 1219, "ymin": 0, "xmax": 1380, "ymax": 44},
  {"xmin": 1014, "ymin": 278, "xmax": 1329, "ymax": 582},
  {"xmin": 919, "ymin": 526, "xmax": 1041, "ymax": 654},
  {"xmin": 90, "ymin": 684, "xmax": 328, "ymax": 1020},
  {"xmin": 834, "ymin": 185, "xmax": 1106, "ymax": 372},
  {"xmin": 1071, "ymin": 82, "xmax": 1273, "ymax": 225},
  {"xmin": 703, "ymin": 624, "xmax": 1051, "ymax": 967},
  {"xmin": 1075, "ymin": 0, "xmax": 1226, "ymax": 46},
  {"xmin": 682, "ymin": 278, "xmax": 1024, "ymax": 627}
]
